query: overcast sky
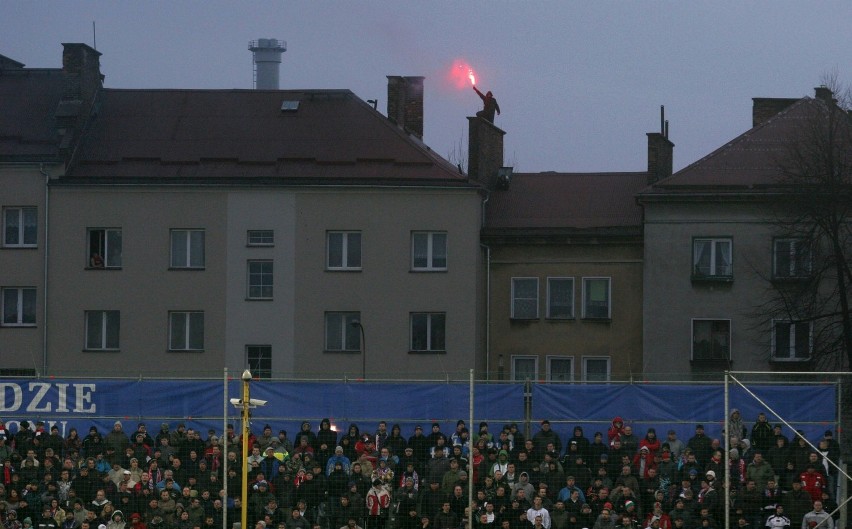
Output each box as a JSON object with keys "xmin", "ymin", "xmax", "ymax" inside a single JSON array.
[{"xmin": 3, "ymin": 2, "xmax": 851, "ymax": 173}]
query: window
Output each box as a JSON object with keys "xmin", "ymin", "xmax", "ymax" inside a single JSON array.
[
  {"xmin": 511, "ymin": 278, "xmax": 539, "ymax": 319},
  {"xmin": 247, "ymin": 230, "xmax": 274, "ymax": 246},
  {"xmin": 170, "ymin": 229, "xmax": 205, "ymax": 268},
  {"xmin": 410, "ymin": 312, "xmax": 446, "ymax": 352},
  {"xmin": 411, "ymin": 232, "xmax": 447, "ymax": 271},
  {"xmin": 693, "ymin": 238, "xmax": 732, "ymax": 279},
  {"xmin": 169, "ymin": 311, "xmax": 204, "ymax": 351},
  {"xmin": 692, "ymin": 319, "xmax": 731, "ymax": 362},
  {"xmin": 327, "ymin": 231, "xmax": 362, "ymax": 270},
  {"xmin": 325, "ymin": 312, "xmax": 361, "ymax": 352},
  {"xmin": 773, "ymin": 238, "xmax": 811, "ymax": 279},
  {"xmin": 583, "ymin": 277, "xmax": 611, "ymax": 319},
  {"xmin": 87, "ymin": 228, "xmax": 122, "ymax": 268},
  {"xmin": 547, "ymin": 356, "xmax": 574, "ymax": 382},
  {"xmin": 85, "ymin": 311, "xmax": 120, "ymax": 350},
  {"xmin": 2, "ymin": 287, "xmax": 36, "ymax": 326},
  {"xmin": 772, "ymin": 320, "xmax": 812, "ymax": 361},
  {"xmin": 247, "ymin": 345, "xmax": 272, "ymax": 378},
  {"xmin": 511, "ymin": 356, "xmax": 538, "ymax": 381},
  {"xmin": 547, "ymin": 278, "xmax": 574, "ymax": 319},
  {"xmin": 3, "ymin": 207, "xmax": 37, "ymax": 247},
  {"xmin": 247, "ymin": 260, "xmax": 273, "ymax": 299},
  {"xmin": 583, "ymin": 357, "xmax": 611, "ymax": 382}
]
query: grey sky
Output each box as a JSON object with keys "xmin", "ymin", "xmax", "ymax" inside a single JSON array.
[{"xmin": 3, "ymin": 2, "xmax": 851, "ymax": 173}]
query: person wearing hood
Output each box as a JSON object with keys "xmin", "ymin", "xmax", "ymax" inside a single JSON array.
[
  {"xmin": 491, "ymin": 450, "xmax": 509, "ymax": 477},
  {"xmin": 511, "ymin": 472, "xmax": 535, "ymax": 502},
  {"xmin": 293, "ymin": 422, "xmax": 317, "ymax": 451},
  {"xmin": 317, "ymin": 419, "xmax": 338, "ymax": 452},
  {"xmin": 638, "ymin": 430, "xmax": 661, "ymax": 457},
  {"xmin": 126, "ymin": 515, "xmax": 145, "ymax": 529},
  {"xmin": 607, "ymin": 419, "xmax": 625, "ymax": 448},
  {"xmin": 749, "ymin": 414, "xmax": 773, "ymax": 453},
  {"xmin": 727, "ymin": 410, "xmax": 747, "ymax": 444},
  {"xmin": 5, "ymin": 510, "xmax": 23, "ymax": 529}
]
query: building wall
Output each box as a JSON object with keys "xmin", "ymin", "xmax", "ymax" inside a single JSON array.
[
  {"xmin": 0, "ymin": 165, "xmax": 50, "ymax": 373},
  {"xmin": 47, "ymin": 187, "xmax": 228, "ymax": 375},
  {"xmin": 487, "ymin": 240, "xmax": 643, "ymax": 381},
  {"xmin": 43, "ymin": 185, "xmax": 483, "ymax": 379},
  {"xmin": 643, "ymin": 199, "xmax": 776, "ymax": 378}
]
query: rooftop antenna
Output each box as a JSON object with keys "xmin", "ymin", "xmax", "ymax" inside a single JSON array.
[{"xmin": 92, "ymin": 21, "xmax": 97, "ymax": 50}]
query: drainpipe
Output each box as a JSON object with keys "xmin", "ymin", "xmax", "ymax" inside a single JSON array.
[{"xmin": 40, "ymin": 164, "xmax": 50, "ymax": 377}]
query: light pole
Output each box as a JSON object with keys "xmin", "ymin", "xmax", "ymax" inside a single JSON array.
[
  {"xmin": 229, "ymin": 370, "xmax": 267, "ymax": 529},
  {"xmin": 351, "ymin": 319, "xmax": 366, "ymax": 379}
]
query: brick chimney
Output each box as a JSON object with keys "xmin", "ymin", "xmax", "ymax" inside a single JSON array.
[
  {"xmin": 647, "ymin": 132, "xmax": 674, "ymax": 184},
  {"xmin": 386, "ymin": 76, "xmax": 424, "ymax": 139},
  {"xmin": 814, "ymin": 86, "xmax": 835, "ymax": 104},
  {"xmin": 57, "ymin": 43, "xmax": 103, "ymax": 156},
  {"xmin": 468, "ymin": 116, "xmax": 505, "ymax": 189},
  {"xmin": 752, "ymin": 97, "xmax": 799, "ymax": 127}
]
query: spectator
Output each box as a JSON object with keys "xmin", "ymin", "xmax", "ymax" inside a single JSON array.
[
  {"xmin": 686, "ymin": 426, "xmax": 712, "ymax": 467},
  {"xmin": 533, "ymin": 423, "xmax": 561, "ymax": 461}
]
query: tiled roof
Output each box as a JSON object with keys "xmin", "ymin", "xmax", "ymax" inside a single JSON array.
[
  {"xmin": 0, "ymin": 68, "xmax": 65, "ymax": 161},
  {"xmin": 485, "ymin": 171, "xmax": 648, "ymax": 229},
  {"xmin": 642, "ymin": 97, "xmax": 821, "ymax": 194},
  {"xmin": 64, "ymin": 88, "xmax": 469, "ymax": 185}
]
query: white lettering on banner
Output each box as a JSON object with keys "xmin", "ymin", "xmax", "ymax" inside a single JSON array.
[{"xmin": 0, "ymin": 382, "xmax": 96, "ymax": 413}]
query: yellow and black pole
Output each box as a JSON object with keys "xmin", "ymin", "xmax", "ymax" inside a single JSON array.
[{"xmin": 240, "ymin": 369, "xmax": 252, "ymax": 529}]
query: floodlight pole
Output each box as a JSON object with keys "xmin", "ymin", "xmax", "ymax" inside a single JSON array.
[{"xmin": 240, "ymin": 369, "xmax": 252, "ymax": 529}]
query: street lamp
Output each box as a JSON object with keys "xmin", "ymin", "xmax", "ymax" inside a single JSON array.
[
  {"xmin": 351, "ymin": 319, "xmax": 366, "ymax": 379},
  {"xmin": 229, "ymin": 369, "xmax": 267, "ymax": 529}
]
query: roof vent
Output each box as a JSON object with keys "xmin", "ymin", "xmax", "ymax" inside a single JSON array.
[{"xmin": 280, "ymin": 100, "xmax": 300, "ymax": 112}]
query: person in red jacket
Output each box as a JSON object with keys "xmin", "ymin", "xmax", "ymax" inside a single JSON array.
[{"xmin": 800, "ymin": 463, "xmax": 826, "ymax": 502}]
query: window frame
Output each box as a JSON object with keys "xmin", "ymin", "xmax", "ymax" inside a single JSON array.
[
  {"xmin": 511, "ymin": 277, "xmax": 539, "ymax": 320},
  {"xmin": 546, "ymin": 277, "xmax": 575, "ymax": 319},
  {"xmin": 84, "ymin": 310, "xmax": 121, "ymax": 351},
  {"xmin": 510, "ymin": 355, "xmax": 538, "ymax": 381},
  {"xmin": 582, "ymin": 277, "xmax": 611, "ymax": 320},
  {"xmin": 772, "ymin": 238, "xmax": 812, "ymax": 280},
  {"xmin": 546, "ymin": 356, "xmax": 574, "ymax": 382},
  {"xmin": 771, "ymin": 319, "xmax": 813, "ymax": 361},
  {"xmin": 411, "ymin": 231, "xmax": 448, "ymax": 272},
  {"xmin": 409, "ymin": 312, "xmax": 447, "ymax": 353},
  {"xmin": 169, "ymin": 229, "xmax": 206, "ymax": 269},
  {"xmin": 246, "ymin": 345, "xmax": 272, "ymax": 378},
  {"xmin": 247, "ymin": 230, "xmax": 274, "ymax": 247},
  {"xmin": 326, "ymin": 231, "xmax": 362, "ymax": 271},
  {"xmin": 87, "ymin": 228, "xmax": 123, "ymax": 269},
  {"xmin": 168, "ymin": 311, "xmax": 205, "ymax": 352},
  {"xmin": 582, "ymin": 356, "xmax": 611, "ymax": 382},
  {"xmin": 692, "ymin": 237, "xmax": 733, "ymax": 281},
  {"xmin": 246, "ymin": 260, "xmax": 274, "ymax": 300},
  {"xmin": 3, "ymin": 206, "xmax": 37, "ymax": 248},
  {"xmin": 324, "ymin": 312, "xmax": 362, "ymax": 353},
  {"xmin": 691, "ymin": 318, "xmax": 731, "ymax": 363},
  {"xmin": 1, "ymin": 287, "xmax": 37, "ymax": 327}
]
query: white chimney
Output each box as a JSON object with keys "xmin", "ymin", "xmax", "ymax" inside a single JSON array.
[{"xmin": 248, "ymin": 38, "xmax": 286, "ymax": 90}]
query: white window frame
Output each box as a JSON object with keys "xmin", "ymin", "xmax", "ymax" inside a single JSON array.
[
  {"xmin": 327, "ymin": 231, "xmax": 362, "ymax": 270},
  {"xmin": 547, "ymin": 277, "xmax": 574, "ymax": 319},
  {"xmin": 771, "ymin": 320, "xmax": 813, "ymax": 361},
  {"xmin": 1, "ymin": 287, "xmax": 36, "ymax": 327},
  {"xmin": 582, "ymin": 356, "xmax": 611, "ymax": 382},
  {"xmin": 170, "ymin": 229, "xmax": 205, "ymax": 269},
  {"xmin": 87, "ymin": 228, "xmax": 122, "ymax": 269},
  {"xmin": 691, "ymin": 318, "xmax": 731, "ymax": 362},
  {"xmin": 84, "ymin": 310, "xmax": 120, "ymax": 351},
  {"xmin": 325, "ymin": 312, "xmax": 362, "ymax": 352},
  {"xmin": 582, "ymin": 277, "xmax": 611, "ymax": 319},
  {"xmin": 546, "ymin": 356, "xmax": 574, "ymax": 382},
  {"xmin": 411, "ymin": 231, "xmax": 447, "ymax": 271},
  {"xmin": 169, "ymin": 311, "xmax": 204, "ymax": 351},
  {"xmin": 511, "ymin": 355, "xmax": 538, "ymax": 381},
  {"xmin": 247, "ymin": 260, "xmax": 273, "ymax": 300},
  {"xmin": 410, "ymin": 312, "xmax": 446, "ymax": 352},
  {"xmin": 247, "ymin": 230, "xmax": 274, "ymax": 247},
  {"xmin": 246, "ymin": 345, "xmax": 272, "ymax": 378},
  {"xmin": 3, "ymin": 206, "xmax": 37, "ymax": 247},
  {"xmin": 693, "ymin": 237, "xmax": 733, "ymax": 278},
  {"xmin": 511, "ymin": 277, "xmax": 539, "ymax": 320},
  {"xmin": 773, "ymin": 238, "xmax": 811, "ymax": 279}
]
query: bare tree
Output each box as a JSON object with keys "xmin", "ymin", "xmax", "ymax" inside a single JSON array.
[{"xmin": 758, "ymin": 77, "xmax": 852, "ymax": 371}]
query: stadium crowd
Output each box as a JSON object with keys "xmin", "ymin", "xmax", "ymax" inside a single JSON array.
[{"xmin": 0, "ymin": 411, "xmax": 842, "ymax": 529}]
